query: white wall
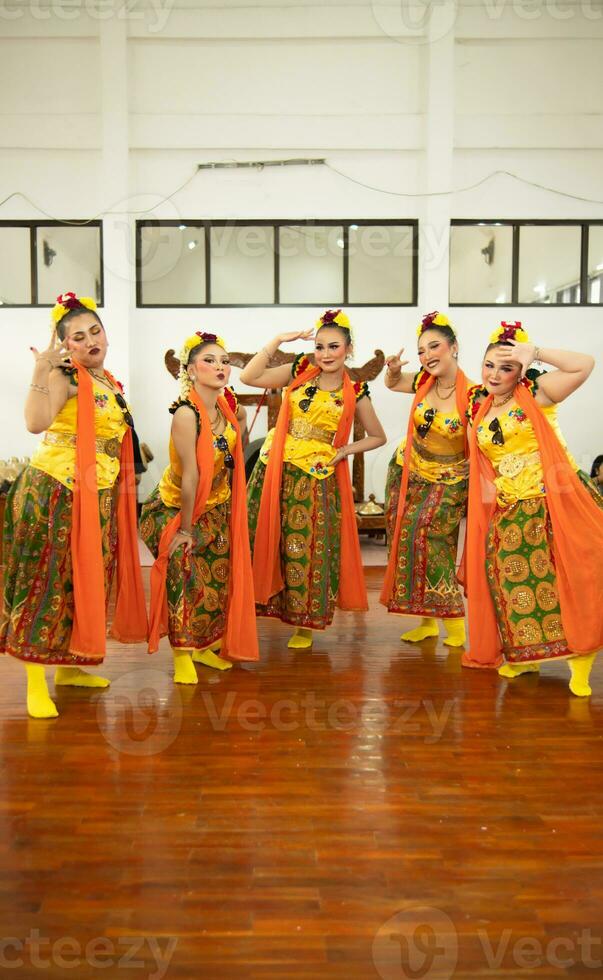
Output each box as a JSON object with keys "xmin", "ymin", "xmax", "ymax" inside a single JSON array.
[{"xmin": 1, "ymin": 0, "xmax": 603, "ymax": 499}]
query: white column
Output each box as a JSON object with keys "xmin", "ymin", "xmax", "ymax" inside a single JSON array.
[
  {"xmin": 100, "ymin": 17, "xmax": 132, "ymax": 390},
  {"xmin": 419, "ymin": 5, "xmax": 455, "ymax": 312}
]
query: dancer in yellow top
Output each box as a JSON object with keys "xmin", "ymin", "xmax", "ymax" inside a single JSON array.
[
  {"xmin": 381, "ymin": 312, "xmax": 472, "ymax": 648},
  {"xmin": 463, "ymin": 321, "xmax": 603, "ymax": 696}
]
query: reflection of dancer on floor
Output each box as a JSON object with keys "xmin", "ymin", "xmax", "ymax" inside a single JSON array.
[
  {"xmin": 381, "ymin": 312, "xmax": 473, "ymax": 648},
  {"xmin": 463, "ymin": 322, "xmax": 603, "ymax": 697},
  {"xmin": 142, "ymin": 332, "xmax": 258, "ymax": 683},
  {"xmin": 0, "ymin": 292, "xmax": 148, "ymax": 718},
  {"xmin": 242, "ymin": 310, "xmax": 386, "ymax": 650}
]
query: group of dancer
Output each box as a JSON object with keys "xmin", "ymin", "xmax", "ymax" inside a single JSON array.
[{"xmin": 1, "ymin": 294, "xmax": 602, "ymax": 719}]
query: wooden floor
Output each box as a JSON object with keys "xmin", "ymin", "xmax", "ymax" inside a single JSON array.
[{"xmin": 1, "ymin": 567, "xmax": 602, "ymax": 979}]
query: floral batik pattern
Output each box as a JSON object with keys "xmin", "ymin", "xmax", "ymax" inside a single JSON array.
[
  {"xmin": 0, "ymin": 467, "xmax": 118, "ymax": 665},
  {"xmin": 486, "ymin": 474, "xmax": 603, "ymax": 663},
  {"xmin": 247, "ymin": 460, "xmax": 341, "ymax": 629},
  {"xmin": 384, "ymin": 456, "xmax": 466, "ymax": 619},
  {"xmin": 140, "ymin": 488, "xmax": 231, "ymax": 650}
]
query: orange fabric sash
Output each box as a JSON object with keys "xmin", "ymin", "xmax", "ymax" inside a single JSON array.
[
  {"xmin": 462, "ymin": 384, "xmax": 603, "ymax": 669},
  {"xmin": 253, "ymin": 366, "xmax": 368, "ymax": 612},
  {"xmin": 148, "ymin": 389, "xmax": 259, "ymax": 661},
  {"xmin": 380, "ymin": 369, "xmax": 469, "ymax": 607},
  {"xmin": 70, "ymin": 363, "xmax": 148, "ymax": 659}
]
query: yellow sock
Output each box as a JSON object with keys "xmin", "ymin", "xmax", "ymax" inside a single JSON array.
[
  {"xmin": 172, "ymin": 648, "xmax": 198, "ymax": 685},
  {"xmin": 288, "ymin": 628, "xmax": 313, "ymax": 649},
  {"xmin": 569, "ymin": 652, "xmax": 597, "ymax": 697},
  {"xmin": 442, "ymin": 617, "xmax": 466, "ymax": 648},
  {"xmin": 192, "ymin": 640, "xmax": 233, "ymax": 671},
  {"xmin": 25, "ymin": 664, "xmax": 58, "ymax": 719},
  {"xmin": 54, "ymin": 667, "xmax": 110, "ymax": 688},
  {"xmin": 401, "ymin": 618, "xmax": 438, "ymax": 642},
  {"xmin": 498, "ymin": 662, "xmax": 540, "ymax": 679}
]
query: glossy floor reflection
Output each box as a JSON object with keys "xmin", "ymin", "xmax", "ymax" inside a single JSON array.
[{"xmin": 0, "ymin": 568, "xmax": 601, "ymax": 978}]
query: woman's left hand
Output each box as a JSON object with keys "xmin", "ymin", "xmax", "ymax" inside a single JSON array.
[
  {"xmin": 332, "ymin": 446, "xmax": 349, "ymax": 467},
  {"xmin": 492, "ymin": 339, "xmax": 537, "ymax": 377}
]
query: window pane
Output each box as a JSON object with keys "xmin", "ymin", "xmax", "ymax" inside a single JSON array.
[
  {"xmin": 588, "ymin": 226, "xmax": 603, "ymax": 304},
  {"xmin": 139, "ymin": 224, "xmax": 205, "ymax": 305},
  {"xmin": 0, "ymin": 227, "xmax": 31, "ymax": 304},
  {"xmin": 211, "ymin": 226, "xmax": 274, "ymax": 304},
  {"xmin": 449, "ymin": 225, "xmax": 512, "ymax": 304},
  {"xmin": 348, "ymin": 225, "xmax": 414, "ymax": 303},
  {"xmin": 279, "ymin": 226, "xmax": 343, "ymax": 304},
  {"xmin": 36, "ymin": 226, "xmax": 101, "ymax": 305},
  {"xmin": 518, "ymin": 225, "xmax": 581, "ymax": 304}
]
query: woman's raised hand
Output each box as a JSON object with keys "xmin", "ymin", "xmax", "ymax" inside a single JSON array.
[
  {"xmin": 385, "ymin": 348, "xmax": 409, "ymax": 375},
  {"xmin": 278, "ymin": 329, "xmax": 315, "ymax": 344},
  {"xmin": 30, "ymin": 331, "xmax": 72, "ymax": 372}
]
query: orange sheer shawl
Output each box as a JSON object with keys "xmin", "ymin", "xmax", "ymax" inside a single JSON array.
[
  {"xmin": 253, "ymin": 365, "xmax": 367, "ymax": 612},
  {"xmin": 148, "ymin": 389, "xmax": 259, "ymax": 661},
  {"xmin": 70, "ymin": 362, "xmax": 148, "ymax": 659},
  {"xmin": 462, "ymin": 384, "xmax": 603, "ymax": 668},
  {"xmin": 380, "ymin": 369, "xmax": 469, "ymax": 607}
]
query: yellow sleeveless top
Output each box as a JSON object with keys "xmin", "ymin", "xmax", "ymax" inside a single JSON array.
[
  {"xmin": 30, "ymin": 380, "xmax": 130, "ymax": 491},
  {"xmin": 396, "ymin": 399, "xmax": 468, "ymax": 485},
  {"xmin": 476, "ymin": 402, "xmax": 578, "ymax": 505},
  {"xmin": 259, "ymin": 356, "xmax": 369, "ymax": 480},
  {"xmin": 159, "ymin": 411, "xmax": 237, "ymax": 513}
]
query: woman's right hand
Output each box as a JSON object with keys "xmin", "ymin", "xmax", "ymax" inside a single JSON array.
[
  {"xmin": 30, "ymin": 332, "xmax": 72, "ymax": 373},
  {"xmin": 385, "ymin": 348, "xmax": 409, "ymax": 375},
  {"xmin": 277, "ymin": 330, "xmax": 315, "ymax": 345},
  {"xmin": 169, "ymin": 531, "xmax": 193, "ymax": 558}
]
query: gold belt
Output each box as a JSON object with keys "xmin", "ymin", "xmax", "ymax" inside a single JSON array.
[
  {"xmin": 288, "ymin": 418, "xmax": 334, "ymax": 446},
  {"xmin": 43, "ymin": 431, "xmax": 122, "ymax": 460},
  {"xmin": 411, "ymin": 439, "xmax": 465, "ymax": 465},
  {"xmin": 496, "ymin": 451, "xmax": 541, "ymax": 479}
]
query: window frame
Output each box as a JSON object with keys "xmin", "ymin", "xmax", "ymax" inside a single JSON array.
[
  {"xmin": 450, "ymin": 219, "xmax": 603, "ymax": 308},
  {"xmin": 135, "ymin": 218, "xmax": 419, "ymax": 308},
  {"xmin": 0, "ymin": 219, "xmax": 104, "ymax": 308}
]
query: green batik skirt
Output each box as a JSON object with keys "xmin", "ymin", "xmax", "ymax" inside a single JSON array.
[
  {"xmin": 140, "ymin": 487, "xmax": 230, "ymax": 651},
  {"xmin": 384, "ymin": 453, "xmax": 467, "ymax": 619},
  {"xmin": 1, "ymin": 466, "xmax": 118, "ymax": 665},
  {"xmin": 247, "ymin": 460, "xmax": 341, "ymax": 630}
]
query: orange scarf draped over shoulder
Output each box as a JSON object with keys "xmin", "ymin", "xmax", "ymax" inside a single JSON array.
[
  {"xmin": 148, "ymin": 389, "xmax": 259, "ymax": 661},
  {"xmin": 253, "ymin": 365, "xmax": 368, "ymax": 612},
  {"xmin": 462, "ymin": 383, "xmax": 603, "ymax": 669},
  {"xmin": 70, "ymin": 361, "xmax": 148, "ymax": 659},
  {"xmin": 380, "ymin": 369, "xmax": 469, "ymax": 607}
]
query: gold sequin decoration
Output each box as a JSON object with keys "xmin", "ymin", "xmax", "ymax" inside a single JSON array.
[
  {"xmin": 203, "ymin": 587, "xmax": 220, "ymax": 612},
  {"xmin": 211, "ymin": 558, "xmax": 230, "ymax": 584},
  {"xmin": 194, "ymin": 614, "xmax": 211, "ymax": 637},
  {"xmin": 212, "ymin": 532, "xmax": 229, "ymax": 556},
  {"xmin": 294, "ymin": 476, "xmax": 311, "ymax": 501},
  {"xmin": 535, "ymin": 580, "xmax": 558, "ymax": 612},
  {"xmin": 513, "ymin": 617, "xmax": 543, "ymax": 645},
  {"xmin": 501, "ymin": 553, "xmax": 530, "ymax": 583},
  {"xmin": 529, "ymin": 549, "xmax": 551, "ymax": 579},
  {"xmin": 510, "ymin": 585, "xmax": 536, "ymax": 615},
  {"xmin": 542, "ymin": 613, "xmax": 565, "ymax": 642},
  {"xmin": 289, "ymin": 505, "xmax": 309, "ymax": 531},
  {"xmin": 100, "ymin": 492, "xmax": 113, "ymax": 520},
  {"xmin": 523, "ymin": 516, "xmax": 546, "ymax": 547},
  {"xmin": 282, "ymin": 473, "xmax": 294, "ymax": 497},
  {"xmin": 286, "ymin": 561, "xmax": 307, "ymax": 588},
  {"xmin": 199, "ymin": 558, "xmax": 212, "ymax": 584},
  {"xmin": 286, "ymin": 592, "xmax": 303, "ymax": 612},
  {"xmin": 522, "ymin": 498, "xmax": 542, "ymax": 515},
  {"xmin": 501, "ymin": 523, "xmax": 522, "ymax": 552},
  {"xmin": 285, "ymin": 533, "xmax": 307, "ymax": 559}
]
